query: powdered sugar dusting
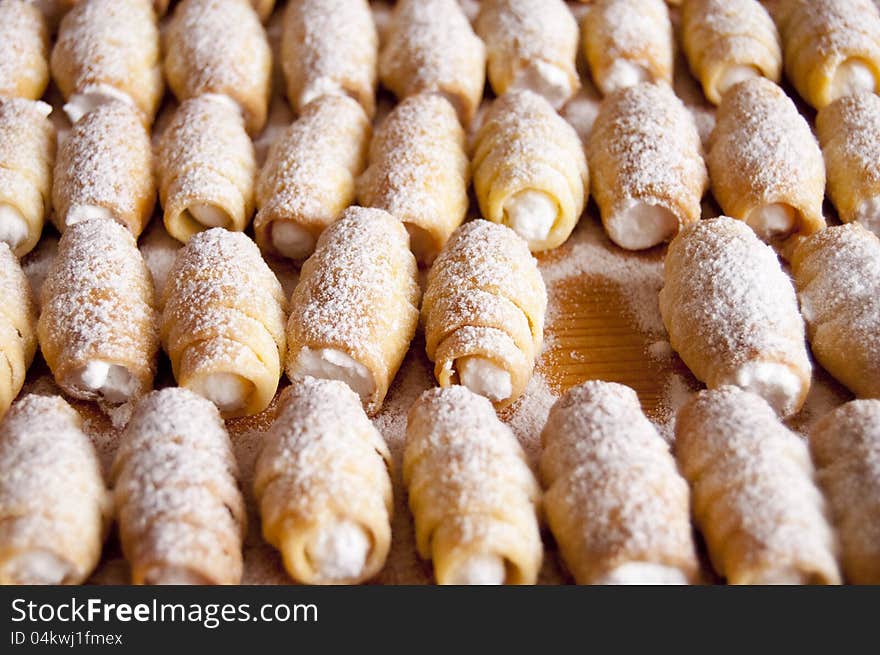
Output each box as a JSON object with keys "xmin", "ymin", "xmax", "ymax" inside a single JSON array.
[
  {"xmin": 113, "ymin": 387, "xmax": 245, "ymax": 583},
  {"xmin": 0, "ymin": 0, "xmax": 48, "ymax": 99},
  {"xmin": 676, "ymin": 386, "xmax": 841, "ymax": 583},
  {"xmin": 540, "ymin": 381, "xmax": 697, "ymax": 583},
  {"xmin": 379, "ymin": 0, "xmax": 486, "ymax": 123}
]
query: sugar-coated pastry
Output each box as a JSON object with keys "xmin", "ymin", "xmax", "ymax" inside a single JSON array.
[
  {"xmin": 791, "ymin": 224, "xmax": 880, "ymax": 399},
  {"xmin": 112, "ymin": 388, "xmax": 245, "ymax": 585},
  {"xmin": 810, "ymin": 400, "xmax": 880, "ymax": 584},
  {"xmin": 0, "ymin": 99, "xmax": 55, "ymax": 257},
  {"xmin": 708, "ymin": 78, "xmax": 825, "ymax": 251},
  {"xmin": 286, "ymin": 207, "xmax": 420, "ymax": 416},
  {"xmin": 39, "ymin": 219, "xmax": 158, "ymax": 404},
  {"xmin": 422, "ymin": 220, "xmax": 546, "ymax": 409},
  {"xmin": 379, "ymin": 0, "xmax": 486, "ymax": 126},
  {"xmin": 357, "ymin": 93, "xmax": 469, "ymax": 265},
  {"xmin": 0, "ymin": 245, "xmax": 37, "ymax": 420},
  {"xmin": 779, "ymin": 0, "xmax": 880, "ymax": 110},
  {"xmin": 281, "ymin": 0, "xmax": 377, "ymax": 117},
  {"xmin": 582, "ymin": 0, "xmax": 674, "ymax": 96},
  {"xmin": 475, "ymin": 0, "xmax": 580, "ymax": 109},
  {"xmin": 405, "ymin": 386, "xmax": 542, "ymax": 585},
  {"xmin": 52, "ymin": 101, "xmax": 155, "ymax": 237},
  {"xmin": 0, "ymin": 0, "xmax": 49, "ymax": 100},
  {"xmin": 472, "ymin": 90, "xmax": 588, "ymax": 253},
  {"xmin": 660, "ymin": 217, "xmax": 811, "ymax": 417},
  {"xmin": 165, "ymin": 0, "xmax": 272, "ymax": 135},
  {"xmin": 254, "ymin": 378, "xmax": 393, "ymax": 585},
  {"xmin": 255, "ymin": 95, "xmax": 370, "ymax": 262},
  {"xmin": 682, "ymin": 0, "xmax": 782, "ymax": 104},
  {"xmin": 162, "ymin": 229, "xmax": 286, "ymax": 419},
  {"xmin": 157, "ymin": 95, "xmax": 256, "ymax": 243},
  {"xmin": 588, "ymin": 83, "xmax": 707, "ymax": 250},
  {"xmin": 0, "ymin": 394, "xmax": 110, "ymax": 585},
  {"xmin": 51, "ymin": 0, "xmax": 162, "ymax": 124},
  {"xmin": 676, "ymin": 386, "xmax": 841, "ymax": 585},
  {"xmin": 541, "ymin": 382, "xmax": 699, "ymax": 585},
  {"xmin": 816, "ymin": 93, "xmax": 880, "ymax": 237}
]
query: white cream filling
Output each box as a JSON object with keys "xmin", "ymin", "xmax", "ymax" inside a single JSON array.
[
  {"xmin": 306, "ymin": 520, "xmax": 370, "ymax": 581},
  {"xmin": 854, "ymin": 196, "xmax": 880, "ymax": 237},
  {"xmin": 594, "ymin": 562, "xmax": 689, "ymax": 585},
  {"xmin": 0, "ymin": 204, "xmax": 28, "ymax": 250},
  {"xmin": 63, "ymin": 84, "xmax": 135, "ymax": 124},
  {"xmin": 603, "ymin": 60, "xmax": 651, "ymax": 94},
  {"xmin": 405, "ymin": 222, "xmax": 435, "ymax": 264},
  {"xmin": 717, "ymin": 64, "xmax": 760, "ymax": 97},
  {"xmin": 608, "ymin": 200, "xmax": 678, "ymax": 250},
  {"xmin": 728, "ymin": 361, "xmax": 801, "ymax": 416},
  {"xmin": 190, "ymin": 372, "xmax": 250, "ymax": 413},
  {"xmin": 188, "ymin": 203, "xmax": 230, "ymax": 228},
  {"xmin": 747, "ymin": 203, "xmax": 796, "ymax": 240},
  {"xmin": 294, "ymin": 348, "xmax": 375, "ymax": 400},
  {"xmin": 2, "ymin": 551, "xmax": 70, "ymax": 585},
  {"xmin": 503, "ymin": 190, "xmax": 557, "ymax": 244},
  {"xmin": 66, "ymin": 204, "xmax": 114, "ymax": 227},
  {"xmin": 75, "ymin": 360, "xmax": 138, "ymax": 403},
  {"xmin": 300, "ymin": 76, "xmax": 345, "ymax": 109},
  {"xmin": 144, "ymin": 566, "xmax": 209, "ymax": 586},
  {"xmin": 272, "ymin": 222, "xmax": 315, "ymax": 259},
  {"xmin": 447, "ymin": 554, "xmax": 506, "ymax": 585},
  {"xmin": 456, "ymin": 356, "xmax": 512, "ymax": 403},
  {"xmin": 511, "ymin": 60, "xmax": 574, "ymax": 109},
  {"xmin": 830, "ymin": 59, "xmax": 876, "ymax": 103}
]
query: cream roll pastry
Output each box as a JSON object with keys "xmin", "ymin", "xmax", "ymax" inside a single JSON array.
[
  {"xmin": 50, "ymin": 0, "xmax": 162, "ymax": 124},
  {"xmin": 791, "ymin": 224, "xmax": 880, "ymax": 399},
  {"xmin": 475, "ymin": 0, "xmax": 580, "ymax": 109},
  {"xmin": 162, "ymin": 229, "xmax": 287, "ymax": 419},
  {"xmin": 52, "ymin": 100, "xmax": 155, "ymax": 238},
  {"xmin": 281, "ymin": 0, "xmax": 377, "ymax": 117},
  {"xmin": 157, "ymin": 95, "xmax": 256, "ymax": 243},
  {"xmin": 254, "ymin": 378, "xmax": 393, "ymax": 585},
  {"xmin": 0, "ymin": 0, "xmax": 50, "ymax": 100},
  {"xmin": 0, "ymin": 98, "xmax": 55, "ymax": 257},
  {"xmin": 357, "ymin": 93, "xmax": 469, "ymax": 265},
  {"xmin": 255, "ymin": 95, "xmax": 370, "ymax": 262},
  {"xmin": 681, "ymin": 0, "xmax": 782, "ymax": 105},
  {"xmin": 38, "ymin": 218, "xmax": 159, "ymax": 404},
  {"xmin": 582, "ymin": 0, "xmax": 674, "ymax": 96},
  {"xmin": 164, "ymin": 0, "xmax": 272, "ymax": 135},
  {"xmin": 588, "ymin": 83, "xmax": 707, "ymax": 250},
  {"xmin": 659, "ymin": 217, "xmax": 811, "ymax": 418},
  {"xmin": 379, "ymin": 0, "xmax": 486, "ymax": 126},
  {"xmin": 810, "ymin": 400, "xmax": 880, "ymax": 584},
  {"xmin": 0, "ymin": 394, "xmax": 111, "ymax": 585},
  {"xmin": 817, "ymin": 92, "xmax": 880, "ymax": 237},
  {"xmin": 112, "ymin": 388, "xmax": 246, "ymax": 585},
  {"xmin": 541, "ymin": 382, "xmax": 699, "ymax": 585},
  {"xmin": 285, "ymin": 207, "xmax": 420, "ymax": 416},
  {"xmin": 708, "ymin": 77, "xmax": 825, "ymax": 253},
  {"xmin": 677, "ymin": 387, "xmax": 841, "ymax": 585},
  {"xmin": 404, "ymin": 386, "xmax": 542, "ymax": 585},
  {"xmin": 778, "ymin": 0, "xmax": 880, "ymax": 110},
  {"xmin": 472, "ymin": 90, "xmax": 588, "ymax": 253},
  {"xmin": 422, "ymin": 220, "xmax": 546, "ymax": 409},
  {"xmin": 0, "ymin": 244, "xmax": 37, "ymax": 420}
]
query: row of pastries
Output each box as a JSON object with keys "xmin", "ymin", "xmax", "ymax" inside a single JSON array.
[
  {"xmin": 0, "ymin": 0, "xmax": 877, "ymax": 585},
  {"xmin": 2, "ymin": 373, "xmax": 879, "ymax": 585}
]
